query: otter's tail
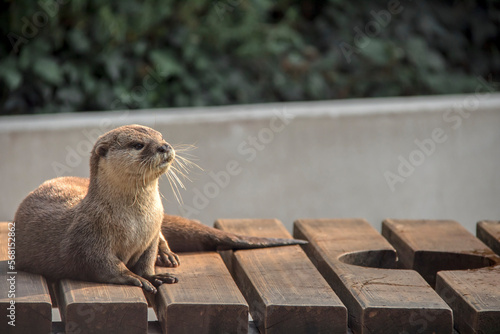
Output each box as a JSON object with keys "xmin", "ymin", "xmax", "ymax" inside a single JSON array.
[{"xmin": 162, "ymin": 214, "xmax": 307, "ymax": 253}]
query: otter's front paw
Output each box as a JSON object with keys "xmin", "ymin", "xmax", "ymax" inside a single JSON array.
[
  {"xmin": 146, "ymin": 273, "xmax": 179, "ymax": 288},
  {"xmin": 156, "ymin": 249, "xmax": 180, "ymax": 267}
]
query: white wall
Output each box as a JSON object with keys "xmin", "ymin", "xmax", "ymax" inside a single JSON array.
[{"xmin": 1, "ymin": 93, "xmax": 499, "ymax": 234}]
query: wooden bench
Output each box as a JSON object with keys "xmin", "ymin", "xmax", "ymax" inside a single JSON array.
[{"xmin": 1, "ymin": 219, "xmax": 499, "ymax": 333}]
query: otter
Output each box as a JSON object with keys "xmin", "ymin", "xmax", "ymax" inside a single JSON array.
[
  {"xmin": 15, "ymin": 125, "xmax": 179, "ymax": 293},
  {"xmin": 14, "ymin": 124, "xmax": 305, "ymax": 293}
]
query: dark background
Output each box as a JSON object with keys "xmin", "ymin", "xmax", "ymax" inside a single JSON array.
[{"xmin": 1, "ymin": 0, "xmax": 499, "ymax": 115}]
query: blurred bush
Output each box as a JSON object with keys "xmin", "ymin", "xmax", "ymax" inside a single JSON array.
[{"xmin": 0, "ymin": 0, "xmax": 498, "ymax": 115}]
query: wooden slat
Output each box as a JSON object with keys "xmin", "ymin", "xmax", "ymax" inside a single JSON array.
[
  {"xmin": 58, "ymin": 279, "xmax": 148, "ymax": 334},
  {"xmin": 477, "ymin": 220, "xmax": 500, "ymax": 255},
  {"xmin": 150, "ymin": 252, "xmax": 248, "ymax": 334},
  {"xmin": 382, "ymin": 219, "xmax": 500, "ymax": 286},
  {"xmin": 437, "ymin": 269, "xmax": 500, "ymax": 334},
  {"xmin": 215, "ymin": 219, "xmax": 347, "ymax": 334},
  {"xmin": 294, "ymin": 218, "xmax": 452, "ymax": 334},
  {"xmin": 382, "ymin": 219, "xmax": 500, "ymax": 334},
  {"xmin": 0, "ymin": 222, "xmax": 52, "ymax": 334}
]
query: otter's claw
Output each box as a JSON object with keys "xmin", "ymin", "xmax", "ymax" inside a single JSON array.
[
  {"xmin": 157, "ymin": 249, "xmax": 180, "ymax": 267},
  {"xmin": 147, "ymin": 273, "xmax": 179, "ymax": 287}
]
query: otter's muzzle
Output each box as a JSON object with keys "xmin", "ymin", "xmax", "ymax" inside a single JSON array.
[{"xmin": 158, "ymin": 144, "xmax": 175, "ymax": 164}]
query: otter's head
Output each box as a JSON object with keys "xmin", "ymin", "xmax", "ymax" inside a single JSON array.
[{"xmin": 90, "ymin": 125, "xmax": 175, "ymax": 186}]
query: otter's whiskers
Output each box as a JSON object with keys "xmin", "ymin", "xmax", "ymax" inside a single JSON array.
[{"xmin": 163, "ymin": 144, "xmax": 202, "ymax": 204}]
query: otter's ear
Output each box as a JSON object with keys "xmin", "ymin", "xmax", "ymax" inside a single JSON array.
[{"xmin": 94, "ymin": 142, "xmax": 109, "ymax": 158}]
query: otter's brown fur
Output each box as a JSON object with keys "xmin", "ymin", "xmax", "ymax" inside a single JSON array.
[
  {"xmin": 15, "ymin": 125, "xmax": 178, "ymax": 293},
  {"xmin": 161, "ymin": 214, "xmax": 307, "ymax": 253}
]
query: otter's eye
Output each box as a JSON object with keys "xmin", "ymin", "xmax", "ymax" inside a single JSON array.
[{"xmin": 131, "ymin": 142, "xmax": 144, "ymax": 150}]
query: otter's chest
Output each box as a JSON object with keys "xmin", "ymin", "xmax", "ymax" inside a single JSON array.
[{"xmin": 112, "ymin": 207, "xmax": 162, "ymax": 262}]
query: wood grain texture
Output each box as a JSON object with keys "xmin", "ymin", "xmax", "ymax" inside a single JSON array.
[
  {"xmin": 436, "ymin": 268, "xmax": 500, "ymax": 334},
  {"xmin": 57, "ymin": 279, "xmax": 148, "ymax": 334},
  {"xmin": 382, "ymin": 219, "xmax": 500, "ymax": 286},
  {"xmin": 151, "ymin": 252, "xmax": 248, "ymax": 334},
  {"xmin": 477, "ymin": 220, "xmax": 500, "ymax": 256},
  {"xmin": 0, "ymin": 222, "xmax": 52, "ymax": 334},
  {"xmin": 215, "ymin": 219, "xmax": 347, "ymax": 334},
  {"xmin": 383, "ymin": 219, "xmax": 500, "ymax": 334},
  {"xmin": 294, "ymin": 218, "xmax": 452, "ymax": 334}
]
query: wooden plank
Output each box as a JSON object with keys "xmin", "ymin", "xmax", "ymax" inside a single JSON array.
[
  {"xmin": 294, "ymin": 218, "xmax": 452, "ymax": 334},
  {"xmin": 150, "ymin": 252, "xmax": 248, "ymax": 334},
  {"xmin": 215, "ymin": 219, "xmax": 347, "ymax": 334},
  {"xmin": 0, "ymin": 222, "xmax": 52, "ymax": 334},
  {"xmin": 57, "ymin": 279, "xmax": 148, "ymax": 334},
  {"xmin": 382, "ymin": 219, "xmax": 500, "ymax": 286},
  {"xmin": 51, "ymin": 320, "xmax": 165, "ymax": 334},
  {"xmin": 437, "ymin": 269, "xmax": 500, "ymax": 334},
  {"xmin": 477, "ymin": 220, "xmax": 500, "ymax": 255},
  {"xmin": 382, "ymin": 219, "xmax": 500, "ymax": 334}
]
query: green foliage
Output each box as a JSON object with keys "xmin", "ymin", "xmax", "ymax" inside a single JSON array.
[{"xmin": 0, "ymin": 0, "xmax": 499, "ymax": 115}]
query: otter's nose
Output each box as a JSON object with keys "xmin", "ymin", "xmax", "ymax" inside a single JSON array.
[{"xmin": 158, "ymin": 144, "xmax": 172, "ymax": 154}]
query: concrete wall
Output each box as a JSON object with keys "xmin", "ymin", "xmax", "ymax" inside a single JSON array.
[{"xmin": 1, "ymin": 93, "xmax": 499, "ymax": 234}]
